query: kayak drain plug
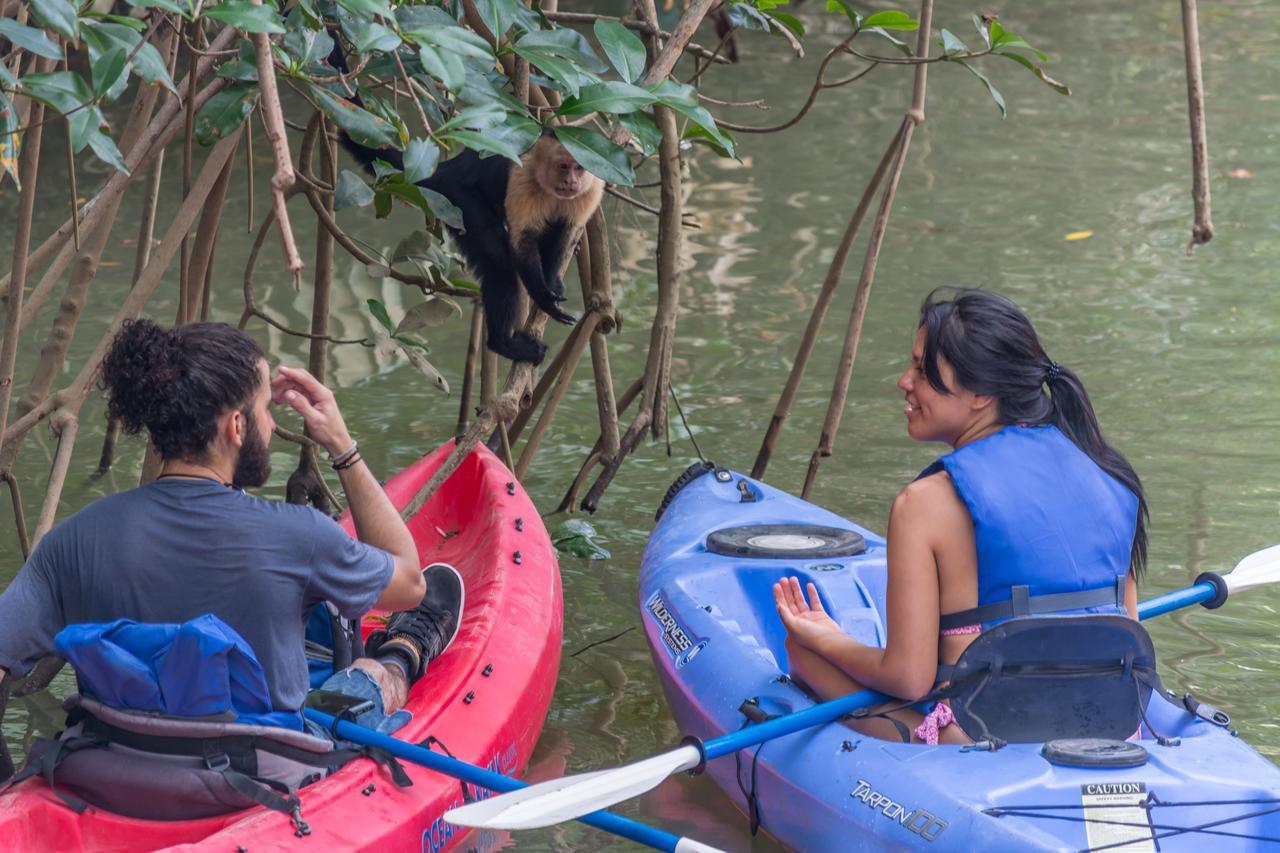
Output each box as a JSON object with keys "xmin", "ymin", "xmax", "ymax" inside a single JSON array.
[
  {"xmin": 361, "ymin": 784, "xmax": 376, "ymax": 796},
  {"xmin": 464, "ymin": 691, "xmax": 475, "ymax": 704},
  {"xmin": 513, "ymin": 551, "xmax": 522, "ymax": 565},
  {"xmin": 505, "ymin": 482, "xmax": 516, "ymax": 495},
  {"xmin": 515, "ymin": 518, "xmax": 523, "ymax": 532},
  {"xmin": 482, "ymin": 664, "xmax": 493, "ymax": 677}
]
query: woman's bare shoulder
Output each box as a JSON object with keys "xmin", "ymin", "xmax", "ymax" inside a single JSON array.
[{"xmin": 892, "ymin": 471, "xmax": 968, "ymax": 523}]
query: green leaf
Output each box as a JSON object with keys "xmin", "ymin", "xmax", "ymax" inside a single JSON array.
[
  {"xmin": 29, "ymin": 0, "xmax": 79, "ymax": 43},
  {"xmin": 373, "ymin": 190, "xmax": 392, "ymax": 218},
  {"xmin": 472, "ymin": 0, "xmax": 520, "ymax": 43},
  {"xmin": 557, "ymin": 81, "xmax": 656, "ymax": 117},
  {"xmin": 459, "ymin": 69, "xmax": 528, "ymax": 113},
  {"xmin": 194, "ymin": 82, "xmax": 259, "ymax": 146},
  {"xmin": 402, "ymin": 137, "xmax": 439, "ymax": 183},
  {"xmin": 420, "ymin": 187, "xmax": 462, "ymax": 229},
  {"xmin": 130, "ymin": 0, "xmax": 193, "ymax": 16},
  {"xmin": 959, "ymin": 60, "xmax": 1005, "ymax": 118},
  {"xmin": 552, "ymin": 125, "xmax": 633, "ymax": 186},
  {"xmin": 355, "ymin": 21, "xmax": 400, "ymax": 54},
  {"xmin": 860, "ymin": 10, "xmax": 917, "ymax": 31},
  {"xmin": 618, "ymin": 111, "xmax": 660, "ymax": 156},
  {"xmin": 440, "ymin": 129, "xmax": 522, "ymax": 165},
  {"xmin": 336, "ymin": 0, "xmax": 391, "ymax": 18},
  {"xmin": 651, "ymin": 85, "xmax": 735, "ymax": 157},
  {"xmin": 768, "ymin": 12, "xmax": 805, "ymax": 41},
  {"xmin": 549, "ymin": 518, "xmax": 610, "ymax": 560},
  {"xmin": 67, "ymin": 104, "xmax": 102, "ymax": 152},
  {"xmin": 511, "ymin": 44, "xmax": 596, "ymax": 97},
  {"xmin": 649, "ymin": 79, "xmax": 697, "ymax": 107},
  {"xmin": 216, "ymin": 59, "xmax": 259, "ymax": 81},
  {"xmin": 995, "ymin": 37, "xmax": 1048, "ymax": 63},
  {"xmin": 91, "ymin": 47, "xmax": 128, "ymax": 98},
  {"xmin": 1, "ymin": 93, "xmax": 22, "ymax": 189},
  {"xmin": 0, "ymin": 61, "xmax": 17, "ymax": 88},
  {"xmin": 302, "ymin": 81, "xmax": 399, "ymax": 148},
  {"xmin": 334, "ymin": 169, "xmax": 375, "ymax": 210},
  {"xmin": 488, "ymin": 115, "xmax": 542, "ymax": 155},
  {"xmin": 202, "ymin": 2, "xmax": 285, "ymax": 34},
  {"xmin": 394, "ymin": 295, "xmax": 462, "ymax": 333},
  {"xmin": 824, "ymin": 0, "xmax": 859, "ymax": 25},
  {"xmin": 683, "ymin": 121, "xmax": 735, "ymax": 158},
  {"xmin": 20, "ymin": 71, "xmax": 92, "ymax": 115},
  {"xmin": 390, "ymin": 229, "xmax": 433, "ymax": 264},
  {"xmin": 971, "ymin": 13, "xmax": 991, "ymax": 48},
  {"xmin": 866, "ymin": 27, "xmax": 913, "ymax": 56},
  {"xmin": 404, "ymin": 23, "xmax": 494, "ymax": 61},
  {"xmin": 418, "ymin": 44, "xmax": 465, "ymax": 92},
  {"xmin": 939, "ymin": 28, "xmax": 968, "ymax": 55},
  {"xmin": 0, "ymin": 19, "xmax": 64, "ymax": 59},
  {"xmin": 86, "ymin": 127, "xmax": 128, "ymax": 173},
  {"xmin": 437, "ymin": 102, "xmax": 507, "ymax": 133},
  {"xmin": 366, "ymin": 298, "xmax": 395, "ymax": 333},
  {"xmin": 998, "ymin": 51, "xmax": 1070, "ymax": 96},
  {"xmin": 395, "ymin": 340, "xmax": 450, "ymax": 394},
  {"xmin": 516, "ymin": 28, "xmax": 608, "ymax": 74},
  {"xmin": 87, "ymin": 22, "xmax": 177, "ymax": 94},
  {"xmin": 593, "ymin": 19, "xmax": 646, "ymax": 84}
]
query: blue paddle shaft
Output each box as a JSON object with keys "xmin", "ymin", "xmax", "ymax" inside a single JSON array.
[
  {"xmin": 303, "ymin": 709, "xmax": 690, "ymax": 852},
  {"xmin": 1137, "ymin": 582, "xmax": 1216, "ymax": 621},
  {"xmin": 699, "ymin": 580, "xmax": 1223, "ymax": 762},
  {"xmin": 702, "ymin": 689, "xmax": 891, "ymax": 761}
]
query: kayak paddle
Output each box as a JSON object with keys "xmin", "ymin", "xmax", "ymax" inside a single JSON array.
[
  {"xmin": 303, "ymin": 708, "xmax": 726, "ymax": 853},
  {"xmin": 446, "ymin": 544, "xmax": 1280, "ymax": 832}
]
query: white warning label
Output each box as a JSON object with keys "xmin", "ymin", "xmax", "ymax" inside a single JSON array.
[{"xmin": 1081, "ymin": 782, "xmax": 1155, "ymax": 851}]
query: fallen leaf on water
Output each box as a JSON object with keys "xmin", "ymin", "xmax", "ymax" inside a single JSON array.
[
  {"xmin": 1065, "ymin": 230, "xmax": 1093, "ymax": 241},
  {"xmin": 1227, "ymin": 168, "xmax": 1254, "ymax": 179}
]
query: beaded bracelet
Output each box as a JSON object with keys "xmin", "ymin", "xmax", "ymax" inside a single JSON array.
[
  {"xmin": 328, "ymin": 440, "xmax": 358, "ymax": 467},
  {"xmin": 333, "ymin": 453, "xmax": 363, "ymax": 472}
]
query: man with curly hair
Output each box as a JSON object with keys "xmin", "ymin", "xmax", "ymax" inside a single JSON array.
[{"xmin": 0, "ymin": 320, "xmax": 462, "ymax": 733}]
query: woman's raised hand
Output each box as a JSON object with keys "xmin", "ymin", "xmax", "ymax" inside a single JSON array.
[{"xmin": 773, "ymin": 577, "xmax": 845, "ymax": 651}]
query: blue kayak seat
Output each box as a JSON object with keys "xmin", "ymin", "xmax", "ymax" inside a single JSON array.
[{"xmin": 931, "ymin": 615, "xmax": 1161, "ymax": 745}]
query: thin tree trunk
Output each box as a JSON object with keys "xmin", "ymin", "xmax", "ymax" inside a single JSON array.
[
  {"xmin": 1180, "ymin": 0, "xmax": 1213, "ymax": 252},
  {"xmin": 800, "ymin": 0, "xmax": 934, "ymax": 500}
]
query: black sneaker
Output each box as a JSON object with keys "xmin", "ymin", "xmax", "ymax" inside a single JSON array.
[{"xmin": 369, "ymin": 563, "xmax": 464, "ymax": 682}]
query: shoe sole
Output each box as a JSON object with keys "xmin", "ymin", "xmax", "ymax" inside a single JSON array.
[{"xmin": 423, "ymin": 562, "xmax": 465, "ymax": 655}]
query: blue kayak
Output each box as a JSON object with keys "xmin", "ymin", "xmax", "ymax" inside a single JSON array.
[{"xmin": 639, "ymin": 464, "xmax": 1280, "ymax": 851}]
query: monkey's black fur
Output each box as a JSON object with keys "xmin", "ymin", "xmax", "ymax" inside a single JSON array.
[{"xmin": 341, "ymin": 138, "xmax": 576, "ymax": 365}]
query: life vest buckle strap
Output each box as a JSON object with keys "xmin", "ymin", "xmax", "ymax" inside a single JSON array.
[{"xmin": 939, "ymin": 581, "xmax": 1127, "ymax": 631}]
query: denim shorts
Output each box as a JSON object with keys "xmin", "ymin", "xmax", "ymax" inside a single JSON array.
[{"xmin": 304, "ymin": 667, "xmax": 412, "ymax": 740}]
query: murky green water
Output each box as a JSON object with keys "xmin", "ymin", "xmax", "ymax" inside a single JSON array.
[{"xmin": 3, "ymin": 1, "xmax": 1280, "ymax": 848}]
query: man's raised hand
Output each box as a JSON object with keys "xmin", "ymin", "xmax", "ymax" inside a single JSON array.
[{"xmin": 271, "ymin": 366, "xmax": 353, "ymax": 456}]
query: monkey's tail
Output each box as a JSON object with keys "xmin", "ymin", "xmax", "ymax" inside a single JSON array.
[
  {"xmin": 710, "ymin": 3, "xmax": 740, "ymax": 64},
  {"xmin": 325, "ymin": 39, "xmax": 405, "ymax": 175}
]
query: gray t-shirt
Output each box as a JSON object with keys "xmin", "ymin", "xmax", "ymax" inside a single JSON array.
[{"xmin": 0, "ymin": 479, "xmax": 393, "ymax": 712}]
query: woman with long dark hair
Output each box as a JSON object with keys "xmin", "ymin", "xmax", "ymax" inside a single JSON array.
[{"xmin": 775, "ymin": 287, "xmax": 1148, "ymax": 744}]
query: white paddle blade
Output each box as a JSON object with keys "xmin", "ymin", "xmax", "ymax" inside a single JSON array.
[
  {"xmin": 1224, "ymin": 544, "xmax": 1280, "ymax": 594},
  {"xmin": 445, "ymin": 745, "xmax": 703, "ymax": 830}
]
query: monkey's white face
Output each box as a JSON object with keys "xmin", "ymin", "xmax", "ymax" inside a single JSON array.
[{"xmin": 536, "ymin": 142, "xmax": 596, "ymax": 199}]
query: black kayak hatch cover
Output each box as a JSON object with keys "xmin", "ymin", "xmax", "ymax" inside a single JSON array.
[
  {"xmin": 1041, "ymin": 738, "xmax": 1149, "ymax": 768},
  {"xmin": 705, "ymin": 524, "xmax": 867, "ymax": 559}
]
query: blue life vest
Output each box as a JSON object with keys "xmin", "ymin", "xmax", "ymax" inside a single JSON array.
[
  {"xmin": 53, "ymin": 614, "xmax": 303, "ymax": 730},
  {"xmin": 922, "ymin": 424, "xmax": 1137, "ymax": 629}
]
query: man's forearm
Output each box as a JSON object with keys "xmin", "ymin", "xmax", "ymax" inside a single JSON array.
[{"xmin": 336, "ymin": 454, "xmax": 416, "ymax": 563}]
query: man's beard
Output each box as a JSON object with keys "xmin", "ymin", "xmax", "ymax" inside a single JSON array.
[{"xmin": 232, "ymin": 409, "xmax": 272, "ymax": 489}]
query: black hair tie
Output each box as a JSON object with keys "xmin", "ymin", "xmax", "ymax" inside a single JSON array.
[{"xmin": 1044, "ymin": 360, "xmax": 1062, "ymax": 384}]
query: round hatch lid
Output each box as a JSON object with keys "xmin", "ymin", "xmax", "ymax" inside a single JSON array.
[
  {"xmin": 706, "ymin": 524, "xmax": 867, "ymax": 559},
  {"xmin": 1041, "ymin": 738, "xmax": 1149, "ymax": 768}
]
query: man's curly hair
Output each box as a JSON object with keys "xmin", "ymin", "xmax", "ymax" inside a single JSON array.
[{"xmin": 100, "ymin": 320, "xmax": 265, "ymax": 461}]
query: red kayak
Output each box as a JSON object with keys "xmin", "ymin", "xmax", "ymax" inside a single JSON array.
[{"xmin": 0, "ymin": 442, "xmax": 563, "ymax": 852}]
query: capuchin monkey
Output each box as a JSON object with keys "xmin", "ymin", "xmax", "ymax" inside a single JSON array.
[{"xmin": 342, "ymin": 133, "xmax": 604, "ymax": 365}]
